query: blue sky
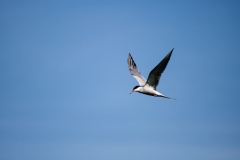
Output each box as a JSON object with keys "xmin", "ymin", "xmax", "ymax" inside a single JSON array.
[{"xmin": 1, "ymin": 0, "xmax": 240, "ymax": 160}]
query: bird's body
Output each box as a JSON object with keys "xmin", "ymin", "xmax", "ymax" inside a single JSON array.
[
  {"xmin": 127, "ymin": 48, "xmax": 176, "ymax": 100},
  {"xmin": 134, "ymin": 84, "xmax": 165, "ymax": 97}
]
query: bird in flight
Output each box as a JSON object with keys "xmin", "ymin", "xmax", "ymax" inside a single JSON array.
[{"xmin": 127, "ymin": 48, "xmax": 176, "ymax": 100}]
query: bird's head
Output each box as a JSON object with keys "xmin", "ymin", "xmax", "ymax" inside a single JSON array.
[{"xmin": 130, "ymin": 85, "xmax": 140, "ymax": 94}]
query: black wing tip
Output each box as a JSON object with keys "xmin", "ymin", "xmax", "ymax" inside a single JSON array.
[
  {"xmin": 128, "ymin": 53, "xmax": 133, "ymax": 60},
  {"xmin": 128, "ymin": 53, "xmax": 132, "ymax": 61},
  {"xmin": 169, "ymin": 48, "xmax": 174, "ymax": 54},
  {"xmin": 165, "ymin": 48, "xmax": 174, "ymax": 58},
  {"xmin": 128, "ymin": 53, "xmax": 136, "ymax": 68}
]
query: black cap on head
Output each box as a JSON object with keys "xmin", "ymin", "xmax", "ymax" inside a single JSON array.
[{"xmin": 133, "ymin": 85, "xmax": 140, "ymax": 90}]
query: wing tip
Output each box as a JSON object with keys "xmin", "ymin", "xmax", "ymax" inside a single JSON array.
[{"xmin": 166, "ymin": 48, "xmax": 174, "ymax": 58}]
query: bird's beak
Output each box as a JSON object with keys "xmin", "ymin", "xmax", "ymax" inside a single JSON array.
[{"xmin": 130, "ymin": 90, "xmax": 134, "ymax": 94}]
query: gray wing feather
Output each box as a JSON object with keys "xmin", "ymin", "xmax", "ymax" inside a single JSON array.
[
  {"xmin": 128, "ymin": 53, "xmax": 147, "ymax": 86},
  {"xmin": 146, "ymin": 48, "xmax": 174, "ymax": 90}
]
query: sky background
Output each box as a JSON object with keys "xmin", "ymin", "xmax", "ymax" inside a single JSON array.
[{"xmin": 1, "ymin": 0, "xmax": 240, "ymax": 160}]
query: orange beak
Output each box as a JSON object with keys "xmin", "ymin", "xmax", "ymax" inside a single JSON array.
[{"xmin": 130, "ymin": 90, "xmax": 134, "ymax": 94}]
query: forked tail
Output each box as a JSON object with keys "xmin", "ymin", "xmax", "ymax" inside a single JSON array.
[{"xmin": 161, "ymin": 95, "xmax": 177, "ymax": 101}]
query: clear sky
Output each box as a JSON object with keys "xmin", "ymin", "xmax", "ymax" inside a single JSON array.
[{"xmin": 1, "ymin": 0, "xmax": 240, "ymax": 160}]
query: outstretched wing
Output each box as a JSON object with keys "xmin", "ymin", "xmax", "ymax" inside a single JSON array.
[
  {"xmin": 128, "ymin": 53, "xmax": 147, "ymax": 86},
  {"xmin": 146, "ymin": 48, "xmax": 174, "ymax": 90}
]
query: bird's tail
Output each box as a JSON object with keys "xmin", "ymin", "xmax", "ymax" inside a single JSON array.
[{"xmin": 161, "ymin": 95, "xmax": 177, "ymax": 101}]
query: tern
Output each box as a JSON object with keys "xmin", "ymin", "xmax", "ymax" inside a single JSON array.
[{"xmin": 128, "ymin": 48, "xmax": 176, "ymax": 100}]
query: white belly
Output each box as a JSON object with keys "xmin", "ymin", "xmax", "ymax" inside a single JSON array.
[{"xmin": 139, "ymin": 86, "xmax": 163, "ymax": 96}]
